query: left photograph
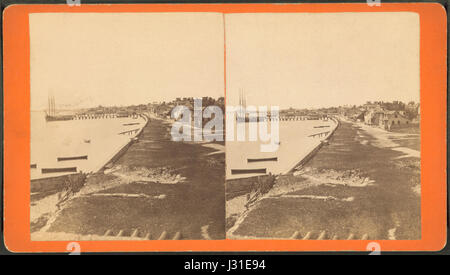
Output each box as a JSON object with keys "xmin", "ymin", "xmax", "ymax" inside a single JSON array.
[{"xmin": 30, "ymin": 13, "xmax": 226, "ymax": 240}]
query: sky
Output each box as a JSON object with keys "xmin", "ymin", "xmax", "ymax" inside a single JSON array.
[
  {"xmin": 225, "ymin": 12, "xmax": 420, "ymax": 109},
  {"xmin": 30, "ymin": 12, "xmax": 420, "ymax": 111},
  {"xmin": 29, "ymin": 12, "xmax": 224, "ymax": 110}
]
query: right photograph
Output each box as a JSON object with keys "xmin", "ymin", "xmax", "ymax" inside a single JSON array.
[{"xmin": 225, "ymin": 12, "xmax": 421, "ymax": 240}]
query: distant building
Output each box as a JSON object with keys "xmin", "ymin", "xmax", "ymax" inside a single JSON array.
[
  {"xmin": 345, "ymin": 108, "xmax": 364, "ymax": 121},
  {"xmin": 364, "ymin": 106, "xmax": 383, "ymax": 125},
  {"xmin": 379, "ymin": 111, "xmax": 411, "ymax": 130}
]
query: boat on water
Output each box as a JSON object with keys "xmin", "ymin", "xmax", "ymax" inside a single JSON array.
[
  {"xmin": 45, "ymin": 114, "xmax": 74, "ymax": 121},
  {"xmin": 41, "ymin": 167, "xmax": 77, "ymax": 174},
  {"xmin": 57, "ymin": 155, "xmax": 88, "ymax": 161},
  {"xmin": 45, "ymin": 94, "xmax": 74, "ymax": 121}
]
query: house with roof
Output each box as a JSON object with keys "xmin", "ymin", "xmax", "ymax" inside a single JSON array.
[
  {"xmin": 379, "ymin": 111, "xmax": 411, "ymax": 130},
  {"xmin": 363, "ymin": 104, "xmax": 384, "ymax": 125}
]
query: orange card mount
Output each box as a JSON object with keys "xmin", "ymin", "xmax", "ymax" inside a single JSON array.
[{"xmin": 3, "ymin": 3, "xmax": 447, "ymax": 252}]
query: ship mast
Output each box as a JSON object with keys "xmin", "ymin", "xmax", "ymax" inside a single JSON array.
[
  {"xmin": 48, "ymin": 94, "xmax": 56, "ymax": 116},
  {"xmin": 51, "ymin": 95, "xmax": 55, "ymax": 116}
]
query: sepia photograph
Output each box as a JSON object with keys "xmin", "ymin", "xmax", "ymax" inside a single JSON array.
[
  {"xmin": 29, "ymin": 12, "xmax": 226, "ymax": 240},
  {"xmin": 28, "ymin": 11, "xmax": 422, "ymax": 242},
  {"xmin": 225, "ymin": 12, "xmax": 421, "ymax": 240},
  {"xmin": 2, "ymin": 1, "xmax": 447, "ymax": 256}
]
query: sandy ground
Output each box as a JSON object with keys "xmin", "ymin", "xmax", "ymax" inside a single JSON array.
[
  {"xmin": 352, "ymin": 120, "xmax": 420, "ymax": 158},
  {"xmin": 226, "ymin": 120, "xmax": 420, "ymax": 240}
]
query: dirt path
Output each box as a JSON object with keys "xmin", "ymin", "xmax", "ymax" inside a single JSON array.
[{"xmin": 227, "ymin": 121, "xmax": 420, "ymax": 240}]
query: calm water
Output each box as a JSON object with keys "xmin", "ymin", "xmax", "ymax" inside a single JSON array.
[
  {"xmin": 31, "ymin": 111, "xmax": 146, "ymax": 180},
  {"xmin": 226, "ymin": 119, "xmax": 337, "ymax": 179}
]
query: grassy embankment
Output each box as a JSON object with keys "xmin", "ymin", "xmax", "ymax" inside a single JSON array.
[
  {"xmin": 228, "ymin": 121, "xmax": 420, "ymax": 240},
  {"xmin": 34, "ymin": 118, "xmax": 225, "ymax": 240}
]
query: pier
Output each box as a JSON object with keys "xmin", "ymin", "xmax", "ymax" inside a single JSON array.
[
  {"xmin": 264, "ymin": 115, "xmax": 330, "ymax": 122},
  {"xmin": 118, "ymin": 128, "xmax": 141, "ymax": 135},
  {"xmin": 74, "ymin": 113, "xmax": 141, "ymax": 120},
  {"xmin": 308, "ymin": 131, "xmax": 330, "ymax": 138}
]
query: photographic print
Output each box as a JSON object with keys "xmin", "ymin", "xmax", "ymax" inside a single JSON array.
[
  {"xmin": 3, "ymin": 3, "xmax": 446, "ymax": 253},
  {"xmin": 225, "ymin": 12, "xmax": 421, "ymax": 240},
  {"xmin": 29, "ymin": 13, "xmax": 226, "ymax": 240}
]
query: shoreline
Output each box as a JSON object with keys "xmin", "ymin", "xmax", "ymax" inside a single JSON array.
[
  {"xmin": 226, "ymin": 118, "xmax": 420, "ymax": 240},
  {"xmin": 31, "ymin": 114, "xmax": 148, "ymax": 185},
  {"xmin": 225, "ymin": 117, "xmax": 340, "ymax": 188},
  {"xmin": 286, "ymin": 117, "xmax": 340, "ymax": 174},
  {"xmin": 99, "ymin": 113, "xmax": 149, "ymax": 171},
  {"xmin": 31, "ymin": 116, "xmax": 226, "ymax": 240},
  {"xmin": 226, "ymin": 117, "xmax": 339, "ymax": 180},
  {"xmin": 225, "ymin": 117, "xmax": 340, "ymax": 235}
]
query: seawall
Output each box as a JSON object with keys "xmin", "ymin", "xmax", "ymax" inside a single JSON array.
[
  {"xmin": 286, "ymin": 116, "xmax": 340, "ymax": 173},
  {"xmin": 31, "ymin": 114, "xmax": 149, "ymax": 193},
  {"xmin": 99, "ymin": 114, "xmax": 149, "ymax": 171}
]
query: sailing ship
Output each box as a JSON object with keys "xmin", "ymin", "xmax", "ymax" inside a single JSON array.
[
  {"xmin": 236, "ymin": 89, "xmax": 271, "ymax": 122},
  {"xmin": 45, "ymin": 95, "xmax": 74, "ymax": 121},
  {"xmin": 237, "ymin": 88, "xmax": 249, "ymax": 123}
]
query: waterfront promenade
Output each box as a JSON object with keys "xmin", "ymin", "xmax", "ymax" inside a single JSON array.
[
  {"xmin": 227, "ymin": 120, "xmax": 420, "ymax": 240},
  {"xmin": 31, "ymin": 117, "xmax": 225, "ymax": 240}
]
